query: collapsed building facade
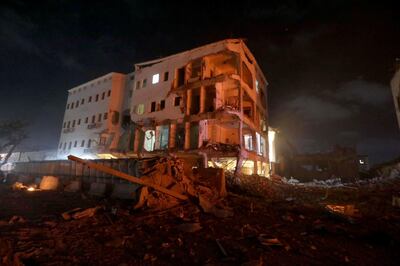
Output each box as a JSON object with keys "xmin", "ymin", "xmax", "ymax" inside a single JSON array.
[{"xmin": 129, "ymin": 39, "xmax": 270, "ymax": 176}]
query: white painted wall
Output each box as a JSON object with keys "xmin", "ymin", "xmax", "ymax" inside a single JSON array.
[{"xmin": 57, "ymin": 72, "xmax": 130, "ymax": 159}]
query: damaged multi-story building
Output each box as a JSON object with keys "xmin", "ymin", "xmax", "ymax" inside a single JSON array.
[
  {"xmin": 129, "ymin": 39, "xmax": 270, "ymax": 176},
  {"xmin": 58, "ymin": 72, "xmax": 134, "ymax": 159}
]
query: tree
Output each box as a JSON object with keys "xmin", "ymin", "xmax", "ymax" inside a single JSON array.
[{"xmin": 0, "ymin": 120, "xmax": 28, "ymax": 167}]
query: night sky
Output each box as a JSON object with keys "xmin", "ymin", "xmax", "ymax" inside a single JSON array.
[{"xmin": 0, "ymin": 0, "xmax": 399, "ymax": 164}]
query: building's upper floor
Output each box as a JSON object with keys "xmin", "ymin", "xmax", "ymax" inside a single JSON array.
[{"xmin": 130, "ymin": 39, "xmax": 268, "ymax": 127}]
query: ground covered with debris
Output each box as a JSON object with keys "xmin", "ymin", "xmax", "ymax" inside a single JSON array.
[{"xmin": 1, "ymin": 177, "xmax": 400, "ymax": 265}]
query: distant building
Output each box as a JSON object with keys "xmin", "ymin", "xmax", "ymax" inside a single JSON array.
[
  {"xmin": 130, "ymin": 39, "xmax": 269, "ymax": 176},
  {"xmin": 391, "ymin": 61, "xmax": 400, "ymax": 130},
  {"xmin": 57, "ymin": 72, "xmax": 134, "ymax": 159}
]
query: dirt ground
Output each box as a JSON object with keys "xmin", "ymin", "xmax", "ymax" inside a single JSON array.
[{"xmin": 1, "ymin": 179, "xmax": 400, "ymax": 266}]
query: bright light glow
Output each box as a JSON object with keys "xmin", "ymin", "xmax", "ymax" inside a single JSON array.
[
  {"xmin": 97, "ymin": 153, "xmax": 118, "ymax": 159},
  {"xmin": 27, "ymin": 187, "xmax": 35, "ymax": 191},
  {"xmin": 241, "ymin": 160, "xmax": 254, "ymax": 175},
  {"xmin": 152, "ymin": 74, "xmax": 160, "ymax": 84},
  {"xmin": 359, "ymin": 159, "xmax": 365, "ymax": 164},
  {"xmin": 268, "ymin": 129, "xmax": 276, "ymax": 163}
]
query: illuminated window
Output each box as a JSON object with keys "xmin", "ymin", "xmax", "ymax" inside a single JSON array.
[
  {"xmin": 152, "ymin": 74, "xmax": 160, "ymax": 84},
  {"xmin": 244, "ymin": 134, "xmax": 253, "ymax": 151},
  {"xmin": 136, "ymin": 104, "xmax": 145, "ymax": 115}
]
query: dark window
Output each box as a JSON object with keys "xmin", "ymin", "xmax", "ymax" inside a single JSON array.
[
  {"xmin": 95, "ymin": 94, "xmax": 99, "ymax": 102},
  {"xmin": 74, "ymin": 141, "xmax": 77, "ymax": 147},
  {"xmin": 174, "ymin": 96, "xmax": 182, "ymax": 106},
  {"xmin": 98, "ymin": 114, "xmax": 102, "ymax": 122},
  {"xmin": 142, "ymin": 79, "xmax": 147, "ymax": 88},
  {"xmin": 67, "ymin": 121, "xmax": 70, "ymax": 128},
  {"xmin": 136, "ymin": 81, "xmax": 140, "ymax": 90},
  {"xmin": 59, "ymin": 142, "xmax": 62, "ymax": 149},
  {"xmin": 92, "ymin": 115, "xmax": 95, "ymax": 123},
  {"xmin": 81, "ymin": 140, "xmax": 85, "ymax": 147},
  {"xmin": 76, "ymin": 100, "xmax": 79, "ymax": 108},
  {"xmin": 63, "ymin": 122, "xmax": 66, "ymax": 128},
  {"xmin": 160, "ymin": 100, "xmax": 165, "ymax": 110},
  {"xmin": 68, "ymin": 142, "xmax": 72, "ymax": 149},
  {"xmin": 107, "ymin": 90, "xmax": 111, "ymax": 97},
  {"xmin": 85, "ymin": 117, "xmax": 88, "ymax": 123},
  {"xmin": 71, "ymin": 103, "xmax": 74, "ymax": 109},
  {"xmin": 151, "ymin": 101, "xmax": 156, "ymax": 112},
  {"xmin": 87, "ymin": 139, "xmax": 91, "ymax": 148},
  {"xmin": 103, "ymin": 113, "xmax": 108, "ymax": 120},
  {"xmin": 81, "ymin": 98, "xmax": 84, "ymax": 105},
  {"xmin": 129, "ymin": 90, "xmax": 133, "ymax": 98},
  {"xmin": 177, "ymin": 67, "xmax": 185, "ymax": 86},
  {"xmin": 88, "ymin": 96, "xmax": 92, "ymax": 103},
  {"xmin": 102, "ymin": 92, "xmax": 105, "ymax": 100},
  {"xmin": 164, "ymin": 72, "xmax": 169, "ymax": 81},
  {"xmin": 77, "ymin": 119, "xmax": 81, "ymax": 125},
  {"xmin": 66, "ymin": 104, "xmax": 70, "ymax": 109}
]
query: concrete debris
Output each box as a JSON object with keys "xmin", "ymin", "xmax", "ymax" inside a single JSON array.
[
  {"xmin": 258, "ymin": 235, "xmax": 283, "ymax": 247},
  {"xmin": 198, "ymin": 195, "xmax": 233, "ymax": 218},
  {"xmin": 11, "ymin": 182, "xmax": 27, "ymax": 190},
  {"xmin": 62, "ymin": 206, "xmax": 102, "ymax": 220},
  {"xmin": 1, "ymin": 176, "xmax": 400, "ymax": 265},
  {"xmin": 8, "ymin": 216, "xmax": 25, "ymax": 224},
  {"xmin": 325, "ymin": 204, "xmax": 361, "ymax": 218}
]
